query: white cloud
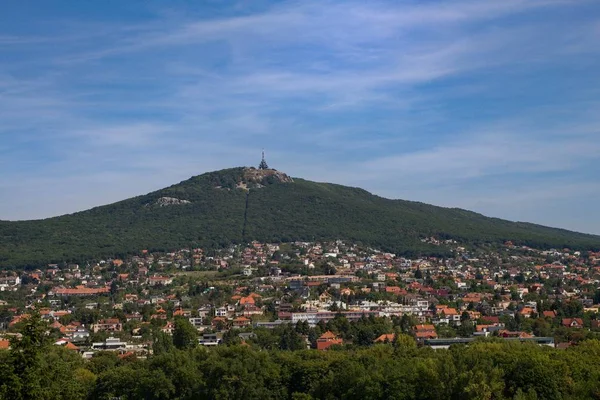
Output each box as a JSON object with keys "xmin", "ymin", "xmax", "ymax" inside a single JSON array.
[{"xmin": 1, "ymin": 0, "xmax": 599, "ymax": 235}]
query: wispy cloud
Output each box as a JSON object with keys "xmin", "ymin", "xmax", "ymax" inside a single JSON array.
[{"xmin": 1, "ymin": 0, "xmax": 599, "ymax": 233}]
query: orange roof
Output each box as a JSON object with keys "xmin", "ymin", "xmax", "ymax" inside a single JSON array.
[
  {"xmin": 53, "ymin": 311, "xmax": 70, "ymax": 317},
  {"xmin": 476, "ymin": 324, "xmax": 495, "ymax": 332},
  {"xmin": 65, "ymin": 342, "xmax": 79, "ymax": 351},
  {"xmin": 441, "ymin": 307, "xmax": 458, "ymax": 315},
  {"xmin": 374, "ymin": 333, "xmax": 395, "ymax": 343},
  {"xmin": 118, "ymin": 351, "xmax": 135, "ymax": 359},
  {"xmin": 414, "ymin": 324, "xmax": 435, "ymax": 332},
  {"xmin": 54, "ymin": 287, "xmax": 110, "ymax": 295},
  {"xmin": 319, "ymin": 331, "xmax": 338, "ymax": 339},
  {"xmin": 415, "ymin": 331, "xmax": 438, "ymax": 338},
  {"xmin": 240, "ymin": 296, "xmax": 255, "ymax": 305},
  {"xmin": 543, "ymin": 310, "xmax": 557, "ymax": 318},
  {"xmin": 50, "ymin": 321, "xmax": 63, "ymax": 329}
]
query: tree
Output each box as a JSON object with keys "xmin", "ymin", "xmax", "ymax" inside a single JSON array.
[
  {"xmin": 414, "ymin": 268, "xmax": 423, "ymax": 279},
  {"xmin": 278, "ymin": 324, "xmax": 305, "ymax": 351},
  {"xmin": 392, "ymin": 329, "xmax": 416, "ymax": 350},
  {"xmin": 172, "ymin": 317, "xmax": 198, "ymax": 350},
  {"xmin": 7, "ymin": 311, "xmax": 50, "ymax": 400},
  {"xmin": 153, "ymin": 330, "xmax": 175, "ymax": 355}
]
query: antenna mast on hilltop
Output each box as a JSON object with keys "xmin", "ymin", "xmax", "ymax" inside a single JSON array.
[{"xmin": 258, "ymin": 148, "xmax": 269, "ymax": 170}]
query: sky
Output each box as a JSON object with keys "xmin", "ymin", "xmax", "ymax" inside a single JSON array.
[{"xmin": 1, "ymin": 0, "xmax": 599, "ymax": 234}]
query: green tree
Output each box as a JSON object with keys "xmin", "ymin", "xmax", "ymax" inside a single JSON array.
[
  {"xmin": 153, "ymin": 330, "xmax": 175, "ymax": 355},
  {"xmin": 172, "ymin": 317, "xmax": 198, "ymax": 350},
  {"xmin": 7, "ymin": 311, "xmax": 50, "ymax": 400}
]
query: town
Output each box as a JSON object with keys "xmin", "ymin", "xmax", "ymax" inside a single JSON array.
[{"xmin": 2, "ymin": 238, "xmax": 600, "ymax": 357}]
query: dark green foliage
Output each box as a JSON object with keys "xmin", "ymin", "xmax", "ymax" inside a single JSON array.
[
  {"xmin": 172, "ymin": 317, "xmax": 198, "ymax": 350},
  {"xmin": 1, "ymin": 167, "xmax": 599, "ymax": 267},
  {"xmin": 5, "ymin": 318, "xmax": 600, "ymax": 400},
  {"xmin": 0, "ymin": 313, "xmax": 92, "ymax": 400}
]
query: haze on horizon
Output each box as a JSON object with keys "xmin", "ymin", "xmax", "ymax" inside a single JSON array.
[{"xmin": 1, "ymin": 1, "xmax": 599, "ymax": 235}]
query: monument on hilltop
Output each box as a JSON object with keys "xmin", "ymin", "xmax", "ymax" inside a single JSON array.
[{"xmin": 258, "ymin": 149, "xmax": 269, "ymax": 170}]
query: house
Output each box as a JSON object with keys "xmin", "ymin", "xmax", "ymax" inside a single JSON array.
[
  {"xmin": 161, "ymin": 322, "xmax": 175, "ymax": 335},
  {"xmin": 498, "ymin": 330, "xmax": 533, "ymax": 339},
  {"xmin": 239, "ymin": 296, "xmax": 255, "ymax": 306},
  {"xmin": 474, "ymin": 324, "xmax": 504, "ymax": 337},
  {"xmin": 385, "ymin": 286, "xmax": 407, "ymax": 296},
  {"xmin": 92, "ymin": 319, "xmax": 123, "ymax": 333},
  {"xmin": 197, "ymin": 306, "xmax": 212, "ymax": 318},
  {"xmin": 480, "ymin": 316, "xmax": 500, "ymax": 324},
  {"xmin": 414, "ymin": 324, "xmax": 438, "ymax": 341},
  {"xmin": 436, "ymin": 305, "xmax": 461, "ymax": 323},
  {"xmin": 562, "ymin": 318, "xmax": 584, "ymax": 328},
  {"xmin": 519, "ymin": 307, "xmax": 535, "ymax": 318},
  {"xmin": 151, "ymin": 308, "xmax": 168, "ymax": 320},
  {"xmin": 242, "ymin": 303, "xmax": 264, "ymax": 317},
  {"xmin": 199, "ymin": 333, "xmax": 222, "ymax": 346},
  {"xmin": 173, "ymin": 308, "xmax": 192, "ymax": 318},
  {"xmin": 238, "ymin": 332, "xmax": 256, "ymax": 342},
  {"xmin": 91, "ymin": 337, "xmax": 128, "ymax": 351},
  {"xmin": 316, "ymin": 331, "xmax": 343, "ymax": 350},
  {"xmin": 124, "ymin": 294, "xmax": 139, "ymax": 302},
  {"xmin": 233, "ymin": 316, "xmax": 251, "ymax": 328},
  {"xmin": 71, "ymin": 327, "xmax": 90, "ymax": 341},
  {"xmin": 374, "ymin": 333, "xmax": 396, "ymax": 343},
  {"xmin": 125, "ymin": 313, "xmax": 143, "ymax": 322},
  {"xmin": 212, "ymin": 317, "xmax": 228, "ymax": 329},
  {"xmin": 148, "ymin": 276, "xmax": 173, "ymax": 286},
  {"xmin": 52, "ymin": 286, "xmax": 110, "ymax": 297},
  {"xmin": 0, "ymin": 275, "xmax": 20, "ymax": 290},
  {"xmin": 54, "ymin": 340, "xmax": 80, "ymax": 352}
]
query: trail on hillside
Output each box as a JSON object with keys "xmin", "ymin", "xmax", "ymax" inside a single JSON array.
[{"xmin": 241, "ymin": 190, "xmax": 250, "ymax": 239}]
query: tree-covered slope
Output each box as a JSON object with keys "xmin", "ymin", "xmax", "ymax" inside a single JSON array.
[{"xmin": 1, "ymin": 167, "xmax": 599, "ymax": 267}]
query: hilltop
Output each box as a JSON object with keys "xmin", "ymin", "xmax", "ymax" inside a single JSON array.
[{"xmin": 1, "ymin": 166, "xmax": 599, "ymax": 267}]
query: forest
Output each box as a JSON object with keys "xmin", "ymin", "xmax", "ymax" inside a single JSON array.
[
  {"xmin": 2, "ymin": 313, "xmax": 600, "ymax": 400},
  {"xmin": 1, "ymin": 167, "xmax": 600, "ymax": 268}
]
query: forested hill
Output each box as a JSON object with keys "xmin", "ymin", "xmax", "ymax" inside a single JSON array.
[{"xmin": 1, "ymin": 167, "xmax": 599, "ymax": 268}]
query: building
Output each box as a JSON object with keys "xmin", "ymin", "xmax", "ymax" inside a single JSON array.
[
  {"xmin": 414, "ymin": 324, "xmax": 438, "ymax": 342},
  {"xmin": 562, "ymin": 318, "xmax": 584, "ymax": 328},
  {"xmin": 52, "ymin": 286, "xmax": 110, "ymax": 297},
  {"xmin": 92, "ymin": 319, "xmax": 123, "ymax": 333},
  {"xmin": 199, "ymin": 333, "xmax": 222, "ymax": 346},
  {"xmin": 233, "ymin": 316, "xmax": 251, "ymax": 328},
  {"xmin": 91, "ymin": 337, "xmax": 127, "ymax": 351},
  {"xmin": 148, "ymin": 276, "xmax": 173, "ymax": 286},
  {"xmin": 317, "ymin": 331, "xmax": 343, "ymax": 350}
]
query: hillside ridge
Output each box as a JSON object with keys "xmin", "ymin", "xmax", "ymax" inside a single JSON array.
[{"xmin": 0, "ymin": 166, "xmax": 599, "ymax": 268}]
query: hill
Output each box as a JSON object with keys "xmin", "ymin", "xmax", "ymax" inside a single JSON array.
[{"xmin": 1, "ymin": 166, "xmax": 599, "ymax": 268}]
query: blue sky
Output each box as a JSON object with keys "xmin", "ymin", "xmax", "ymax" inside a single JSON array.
[{"xmin": 1, "ymin": 0, "xmax": 599, "ymax": 234}]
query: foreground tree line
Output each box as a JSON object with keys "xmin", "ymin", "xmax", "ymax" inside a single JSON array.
[{"xmin": 2, "ymin": 314, "xmax": 600, "ymax": 399}]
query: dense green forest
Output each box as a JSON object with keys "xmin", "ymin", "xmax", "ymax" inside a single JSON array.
[
  {"xmin": 1, "ymin": 167, "xmax": 599, "ymax": 268},
  {"xmin": 2, "ymin": 314, "xmax": 600, "ymax": 399}
]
